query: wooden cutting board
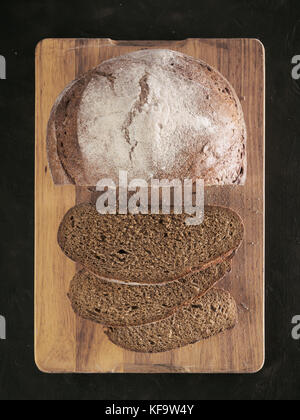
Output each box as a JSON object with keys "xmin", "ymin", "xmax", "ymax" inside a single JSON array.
[{"xmin": 35, "ymin": 38, "xmax": 265, "ymax": 373}]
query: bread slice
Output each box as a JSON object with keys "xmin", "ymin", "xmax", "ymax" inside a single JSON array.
[
  {"xmin": 105, "ymin": 288, "xmax": 237, "ymax": 353},
  {"xmin": 47, "ymin": 49, "xmax": 246, "ymax": 187},
  {"xmin": 68, "ymin": 260, "xmax": 231, "ymax": 327},
  {"xmin": 58, "ymin": 203, "xmax": 243, "ymax": 285}
]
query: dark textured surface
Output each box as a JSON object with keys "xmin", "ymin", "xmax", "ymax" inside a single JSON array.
[{"xmin": 0, "ymin": 0, "xmax": 300, "ymax": 400}]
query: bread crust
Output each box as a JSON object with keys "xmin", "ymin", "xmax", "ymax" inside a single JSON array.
[{"xmin": 46, "ymin": 80, "xmax": 77, "ymax": 184}]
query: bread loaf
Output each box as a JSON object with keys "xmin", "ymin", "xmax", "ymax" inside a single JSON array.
[
  {"xmin": 68, "ymin": 260, "xmax": 231, "ymax": 327},
  {"xmin": 58, "ymin": 203, "xmax": 243, "ymax": 285},
  {"xmin": 47, "ymin": 49, "xmax": 246, "ymax": 186},
  {"xmin": 105, "ymin": 288, "xmax": 238, "ymax": 353}
]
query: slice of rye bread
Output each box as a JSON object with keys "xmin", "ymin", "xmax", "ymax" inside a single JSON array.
[
  {"xmin": 105, "ymin": 288, "xmax": 238, "ymax": 353},
  {"xmin": 58, "ymin": 203, "xmax": 244, "ymax": 285},
  {"xmin": 68, "ymin": 260, "xmax": 232, "ymax": 327}
]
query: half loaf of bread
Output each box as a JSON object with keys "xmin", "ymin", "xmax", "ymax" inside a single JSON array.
[
  {"xmin": 105, "ymin": 288, "xmax": 237, "ymax": 353},
  {"xmin": 68, "ymin": 260, "xmax": 231, "ymax": 327},
  {"xmin": 47, "ymin": 49, "xmax": 246, "ymax": 186},
  {"xmin": 58, "ymin": 203, "xmax": 244, "ymax": 284}
]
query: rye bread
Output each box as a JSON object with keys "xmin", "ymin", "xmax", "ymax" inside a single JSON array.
[
  {"xmin": 105, "ymin": 288, "xmax": 238, "ymax": 353},
  {"xmin": 68, "ymin": 260, "xmax": 231, "ymax": 327},
  {"xmin": 58, "ymin": 203, "xmax": 244, "ymax": 285},
  {"xmin": 47, "ymin": 49, "xmax": 247, "ymax": 186}
]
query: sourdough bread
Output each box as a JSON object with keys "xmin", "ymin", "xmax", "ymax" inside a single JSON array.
[
  {"xmin": 68, "ymin": 260, "xmax": 231, "ymax": 327},
  {"xmin": 105, "ymin": 288, "xmax": 238, "ymax": 353},
  {"xmin": 47, "ymin": 49, "xmax": 247, "ymax": 186},
  {"xmin": 58, "ymin": 203, "xmax": 244, "ymax": 284}
]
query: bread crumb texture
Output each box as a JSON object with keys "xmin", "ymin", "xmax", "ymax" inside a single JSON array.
[
  {"xmin": 105, "ymin": 288, "xmax": 238, "ymax": 353},
  {"xmin": 68, "ymin": 260, "xmax": 231, "ymax": 327},
  {"xmin": 58, "ymin": 203, "xmax": 243, "ymax": 284}
]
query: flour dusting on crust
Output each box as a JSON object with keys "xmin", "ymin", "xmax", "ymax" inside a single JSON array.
[{"xmin": 51, "ymin": 49, "xmax": 247, "ymax": 185}]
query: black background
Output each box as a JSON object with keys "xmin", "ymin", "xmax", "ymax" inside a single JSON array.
[{"xmin": 0, "ymin": 0, "xmax": 300, "ymax": 400}]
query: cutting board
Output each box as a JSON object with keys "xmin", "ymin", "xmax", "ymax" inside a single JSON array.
[{"xmin": 35, "ymin": 38, "xmax": 265, "ymax": 373}]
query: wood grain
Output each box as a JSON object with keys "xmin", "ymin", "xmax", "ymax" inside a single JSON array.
[{"xmin": 35, "ymin": 38, "xmax": 265, "ymax": 373}]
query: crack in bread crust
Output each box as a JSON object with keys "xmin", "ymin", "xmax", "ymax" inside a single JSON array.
[{"xmin": 122, "ymin": 73, "xmax": 150, "ymax": 161}]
